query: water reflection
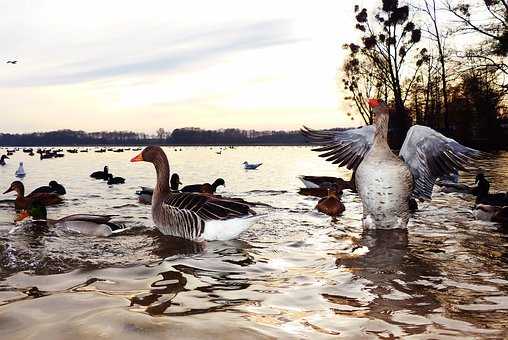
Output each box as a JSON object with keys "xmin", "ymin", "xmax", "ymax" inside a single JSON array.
[{"xmin": 335, "ymin": 229, "xmax": 442, "ymax": 336}]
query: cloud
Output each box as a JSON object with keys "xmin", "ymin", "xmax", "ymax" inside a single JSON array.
[{"xmin": 4, "ymin": 19, "xmax": 302, "ymax": 87}]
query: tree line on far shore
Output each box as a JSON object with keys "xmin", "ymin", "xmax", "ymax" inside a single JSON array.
[{"xmin": 0, "ymin": 127, "xmax": 324, "ymax": 146}]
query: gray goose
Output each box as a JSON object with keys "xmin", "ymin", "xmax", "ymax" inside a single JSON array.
[
  {"xmin": 302, "ymin": 98, "xmax": 485, "ymax": 229},
  {"xmin": 131, "ymin": 146, "xmax": 259, "ymax": 241}
]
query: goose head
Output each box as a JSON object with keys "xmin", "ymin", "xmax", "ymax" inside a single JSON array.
[
  {"xmin": 3, "ymin": 181, "xmax": 24, "ymax": 197},
  {"xmin": 368, "ymin": 99, "xmax": 389, "ymax": 124}
]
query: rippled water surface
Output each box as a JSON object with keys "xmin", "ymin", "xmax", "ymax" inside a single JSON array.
[{"xmin": 0, "ymin": 146, "xmax": 507, "ymax": 339}]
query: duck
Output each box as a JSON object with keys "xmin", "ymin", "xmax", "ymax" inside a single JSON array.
[
  {"xmin": 298, "ymin": 174, "xmax": 355, "ymax": 191},
  {"xmin": 243, "ymin": 161, "xmax": 262, "ymax": 170},
  {"xmin": 107, "ymin": 174, "xmax": 125, "ymax": 185},
  {"xmin": 15, "ymin": 162, "xmax": 26, "ymax": 178},
  {"xmin": 298, "ymin": 187, "xmax": 343, "ymax": 198},
  {"xmin": 0, "ymin": 155, "xmax": 9, "ymax": 166},
  {"xmin": 474, "ymin": 204, "xmax": 508, "ymax": 224},
  {"xmin": 316, "ymin": 189, "xmax": 345, "ymax": 221},
  {"xmin": 181, "ymin": 178, "xmax": 225, "ymax": 194},
  {"xmin": 3, "ymin": 181, "xmax": 63, "ymax": 211},
  {"xmin": 30, "ymin": 180, "xmax": 66, "ymax": 196},
  {"xmin": 474, "ymin": 174, "xmax": 508, "ymax": 206},
  {"xmin": 131, "ymin": 146, "xmax": 259, "ymax": 241},
  {"xmin": 302, "ymin": 98, "xmax": 484, "ymax": 229},
  {"xmin": 16, "ymin": 203, "xmax": 124, "ymax": 237},
  {"xmin": 136, "ymin": 173, "xmax": 182, "ymax": 204},
  {"xmin": 90, "ymin": 166, "xmax": 109, "ymax": 180}
]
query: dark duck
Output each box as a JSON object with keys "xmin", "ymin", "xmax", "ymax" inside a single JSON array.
[
  {"xmin": 181, "ymin": 178, "xmax": 225, "ymax": 194},
  {"xmin": 107, "ymin": 174, "xmax": 125, "ymax": 185},
  {"xmin": 90, "ymin": 166, "xmax": 109, "ymax": 180},
  {"xmin": 475, "ymin": 173, "xmax": 508, "ymax": 206},
  {"xmin": 0, "ymin": 155, "xmax": 9, "ymax": 166},
  {"xmin": 30, "ymin": 181, "xmax": 66, "ymax": 195}
]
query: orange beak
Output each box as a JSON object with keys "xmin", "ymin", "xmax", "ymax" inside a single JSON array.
[
  {"xmin": 130, "ymin": 153, "xmax": 144, "ymax": 162},
  {"xmin": 16, "ymin": 210, "xmax": 29, "ymax": 222},
  {"xmin": 368, "ymin": 98, "xmax": 381, "ymax": 108}
]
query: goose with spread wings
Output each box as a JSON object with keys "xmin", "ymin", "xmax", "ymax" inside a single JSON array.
[
  {"xmin": 131, "ymin": 146, "xmax": 260, "ymax": 241},
  {"xmin": 302, "ymin": 99, "xmax": 485, "ymax": 229}
]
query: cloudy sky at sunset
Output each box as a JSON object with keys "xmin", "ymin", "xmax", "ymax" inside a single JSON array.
[{"xmin": 1, "ymin": 0, "xmax": 375, "ymax": 133}]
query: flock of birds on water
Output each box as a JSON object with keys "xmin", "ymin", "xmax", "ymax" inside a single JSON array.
[{"xmin": 1, "ymin": 99, "xmax": 508, "ymax": 241}]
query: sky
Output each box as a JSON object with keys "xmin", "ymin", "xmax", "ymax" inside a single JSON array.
[{"xmin": 1, "ymin": 0, "xmax": 372, "ymax": 133}]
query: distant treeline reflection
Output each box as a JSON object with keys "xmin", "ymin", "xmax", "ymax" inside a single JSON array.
[{"xmin": 0, "ymin": 128, "xmax": 325, "ymax": 146}]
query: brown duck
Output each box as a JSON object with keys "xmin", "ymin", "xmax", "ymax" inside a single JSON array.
[
  {"xmin": 3, "ymin": 181, "xmax": 63, "ymax": 211},
  {"xmin": 316, "ymin": 189, "xmax": 345, "ymax": 221}
]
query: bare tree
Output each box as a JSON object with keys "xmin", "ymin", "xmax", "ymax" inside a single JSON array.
[
  {"xmin": 346, "ymin": 1, "xmax": 427, "ymax": 146},
  {"xmin": 156, "ymin": 128, "xmax": 166, "ymax": 141}
]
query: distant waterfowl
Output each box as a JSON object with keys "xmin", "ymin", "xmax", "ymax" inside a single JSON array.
[
  {"xmin": 474, "ymin": 204, "xmax": 508, "ymax": 224},
  {"xmin": 15, "ymin": 162, "xmax": 25, "ymax": 178},
  {"xmin": 107, "ymin": 174, "xmax": 125, "ymax": 185},
  {"xmin": 181, "ymin": 178, "xmax": 225, "ymax": 194},
  {"xmin": 90, "ymin": 166, "xmax": 109, "ymax": 180},
  {"xmin": 136, "ymin": 174, "xmax": 182, "ymax": 204},
  {"xmin": 475, "ymin": 174, "xmax": 508, "ymax": 206},
  {"xmin": 30, "ymin": 181, "xmax": 66, "ymax": 196},
  {"xmin": 0, "ymin": 155, "xmax": 9, "ymax": 166},
  {"xmin": 95, "ymin": 148, "xmax": 106, "ymax": 153},
  {"xmin": 316, "ymin": 189, "xmax": 345, "ymax": 221},
  {"xmin": 67, "ymin": 149, "xmax": 78, "ymax": 153},
  {"xmin": 6, "ymin": 60, "xmax": 17, "ymax": 64},
  {"xmin": 131, "ymin": 146, "xmax": 259, "ymax": 241},
  {"xmin": 243, "ymin": 161, "xmax": 262, "ymax": 170},
  {"xmin": 3, "ymin": 181, "xmax": 63, "ymax": 210},
  {"xmin": 302, "ymin": 98, "xmax": 484, "ymax": 229},
  {"xmin": 16, "ymin": 204, "xmax": 124, "ymax": 237}
]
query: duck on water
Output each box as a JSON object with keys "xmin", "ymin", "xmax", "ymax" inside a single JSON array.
[
  {"xmin": 15, "ymin": 203, "xmax": 124, "ymax": 237},
  {"xmin": 131, "ymin": 146, "xmax": 260, "ymax": 241},
  {"xmin": 302, "ymin": 99, "xmax": 485, "ymax": 229},
  {"xmin": 3, "ymin": 181, "xmax": 63, "ymax": 211}
]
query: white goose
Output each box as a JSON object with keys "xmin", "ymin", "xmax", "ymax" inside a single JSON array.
[
  {"xmin": 131, "ymin": 146, "xmax": 260, "ymax": 241},
  {"xmin": 302, "ymin": 99, "xmax": 484, "ymax": 229}
]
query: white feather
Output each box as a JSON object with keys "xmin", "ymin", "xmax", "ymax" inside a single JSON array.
[{"xmin": 202, "ymin": 215, "xmax": 263, "ymax": 241}]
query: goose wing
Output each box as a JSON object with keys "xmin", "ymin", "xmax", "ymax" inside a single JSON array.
[
  {"xmin": 301, "ymin": 125, "xmax": 375, "ymax": 169},
  {"xmin": 163, "ymin": 192, "xmax": 253, "ymax": 221},
  {"xmin": 399, "ymin": 125, "xmax": 486, "ymax": 200}
]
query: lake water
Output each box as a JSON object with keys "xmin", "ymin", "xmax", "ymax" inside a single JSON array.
[{"xmin": 0, "ymin": 146, "xmax": 507, "ymax": 339}]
